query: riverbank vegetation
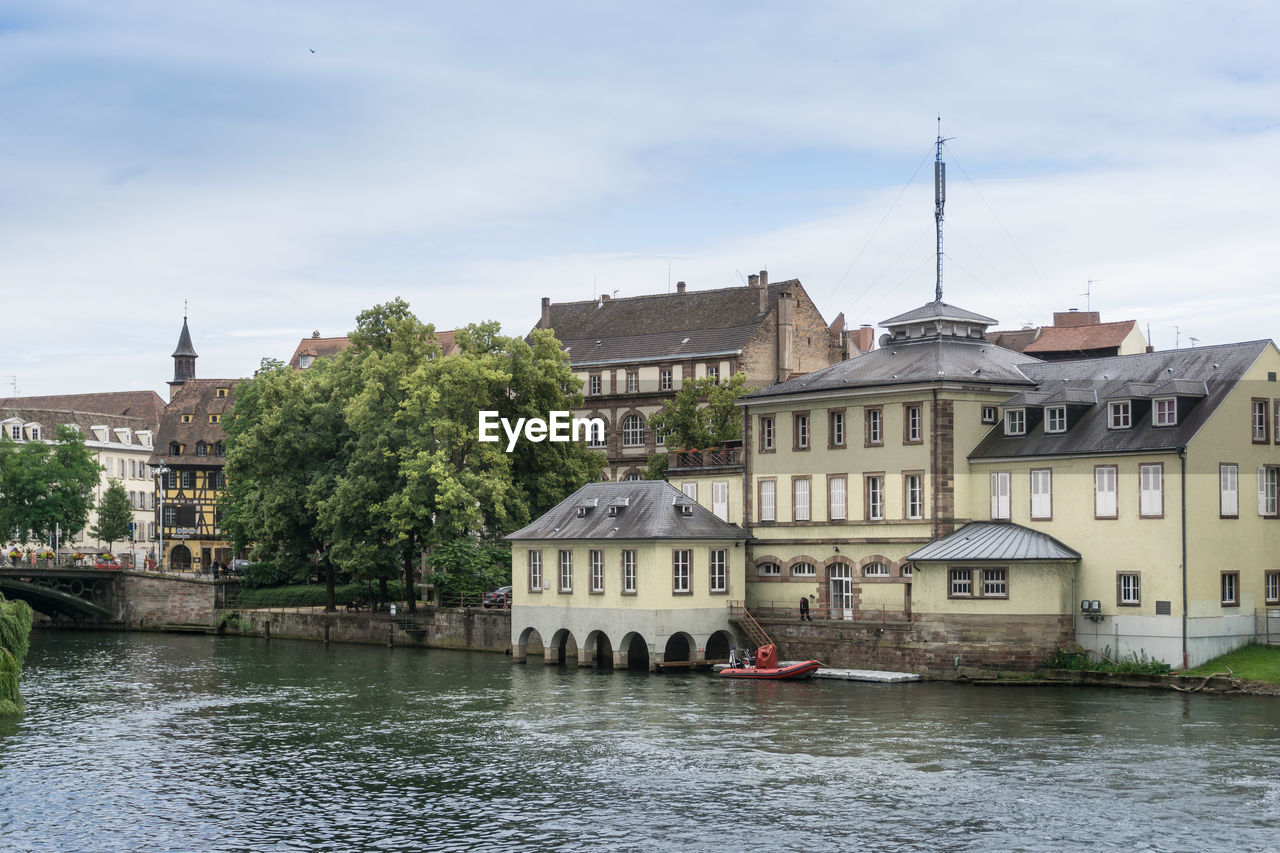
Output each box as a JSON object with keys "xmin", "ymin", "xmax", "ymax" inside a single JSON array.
[
  {"xmin": 235, "ymin": 580, "xmax": 408, "ymax": 609},
  {"xmin": 0, "ymin": 594, "xmax": 34, "ymax": 716},
  {"xmin": 1185, "ymin": 645, "xmax": 1280, "ymax": 686},
  {"xmin": 223, "ymin": 300, "xmax": 602, "ymax": 613},
  {"xmin": 1041, "ymin": 645, "xmax": 1171, "ymax": 676}
]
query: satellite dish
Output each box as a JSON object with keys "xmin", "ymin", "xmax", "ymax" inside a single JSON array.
[{"xmin": 878, "ymin": 333, "xmax": 892, "ymax": 348}]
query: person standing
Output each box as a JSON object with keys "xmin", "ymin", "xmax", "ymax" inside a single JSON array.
[{"xmin": 799, "ymin": 595, "xmax": 812, "ymax": 622}]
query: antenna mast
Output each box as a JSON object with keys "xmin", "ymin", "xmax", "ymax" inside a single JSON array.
[{"xmin": 934, "ymin": 117, "xmax": 953, "ymax": 303}]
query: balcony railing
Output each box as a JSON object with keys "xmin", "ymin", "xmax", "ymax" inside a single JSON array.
[{"xmin": 669, "ymin": 447, "xmax": 743, "ymax": 470}]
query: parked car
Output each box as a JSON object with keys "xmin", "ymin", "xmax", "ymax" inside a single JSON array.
[
  {"xmin": 94, "ymin": 558, "xmax": 122, "ymax": 569},
  {"xmin": 482, "ymin": 586, "xmax": 513, "ymax": 608}
]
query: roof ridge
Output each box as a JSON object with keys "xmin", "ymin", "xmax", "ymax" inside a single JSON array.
[{"xmin": 552, "ymin": 280, "xmax": 801, "ymax": 308}]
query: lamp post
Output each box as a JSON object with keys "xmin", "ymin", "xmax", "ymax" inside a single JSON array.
[{"xmin": 154, "ymin": 459, "xmax": 169, "ymax": 572}]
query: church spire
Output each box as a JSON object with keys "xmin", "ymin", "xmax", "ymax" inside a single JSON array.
[{"xmin": 169, "ymin": 311, "xmax": 198, "ymax": 399}]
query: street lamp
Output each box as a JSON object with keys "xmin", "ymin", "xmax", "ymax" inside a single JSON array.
[{"xmin": 154, "ymin": 459, "xmax": 169, "ymax": 572}]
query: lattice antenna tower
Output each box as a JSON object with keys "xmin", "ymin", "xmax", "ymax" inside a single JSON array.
[{"xmin": 934, "ymin": 117, "xmax": 954, "ymax": 303}]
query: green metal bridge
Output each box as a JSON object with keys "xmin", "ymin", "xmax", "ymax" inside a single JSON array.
[{"xmin": 0, "ymin": 567, "xmax": 119, "ymax": 620}]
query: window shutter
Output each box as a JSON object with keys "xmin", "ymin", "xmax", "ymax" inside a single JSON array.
[{"xmin": 1260, "ymin": 466, "xmax": 1269, "ymax": 516}]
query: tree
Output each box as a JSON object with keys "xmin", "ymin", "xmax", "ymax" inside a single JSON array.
[
  {"xmin": 90, "ymin": 480, "xmax": 133, "ymax": 552},
  {"xmin": 0, "ymin": 425, "xmax": 101, "ymax": 545},
  {"xmin": 648, "ymin": 372, "xmax": 750, "ymax": 451}
]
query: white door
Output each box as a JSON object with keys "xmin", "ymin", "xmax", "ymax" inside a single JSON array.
[{"xmin": 829, "ymin": 564, "xmax": 853, "ymax": 620}]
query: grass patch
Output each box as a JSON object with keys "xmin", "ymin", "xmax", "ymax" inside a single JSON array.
[
  {"xmin": 235, "ymin": 580, "xmax": 406, "ymax": 610},
  {"xmin": 1184, "ymin": 645, "xmax": 1280, "ymax": 685}
]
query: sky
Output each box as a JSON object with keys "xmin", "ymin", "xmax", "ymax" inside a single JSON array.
[{"xmin": 3, "ymin": 2, "xmax": 1279, "ymax": 398}]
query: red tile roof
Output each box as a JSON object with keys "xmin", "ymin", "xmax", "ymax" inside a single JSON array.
[
  {"xmin": 1023, "ymin": 320, "xmax": 1137, "ymax": 355},
  {"xmin": 0, "ymin": 391, "xmax": 165, "ymax": 425}
]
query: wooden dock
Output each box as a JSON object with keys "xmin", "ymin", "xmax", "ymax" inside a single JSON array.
[{"xmin": 653, "ymin": 658, "xmax": 728, "ymax": 671}]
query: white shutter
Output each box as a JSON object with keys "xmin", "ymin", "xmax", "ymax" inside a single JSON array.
[
  {"xmin": 712, "ymin": 481, "xmax": 729, "ymax": 522},
  {"xmin": 682, "ymin": 482, "xmax": 697, "ymax": 501},
  {"xmin": 1220, "ymin": 465, "xmax": 1238, "ymax": 516},
  {"xmin": 1259, "ymin": 466, "xmax": 1268, "ymax": 516},
  {"xmin": 794, "ymin": 479, "xmax": 810, "ymax": 521},
  {"xmin": 760, "ymin": 481, "xmax": 775, "ymax": 522},
  {"xmin": 990, "ymin": 472, "xmax": 1010, "ymax": 520}
]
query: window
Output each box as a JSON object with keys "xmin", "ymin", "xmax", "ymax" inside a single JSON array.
[
  {"xmin": 828, "ymin": 476, "xmax": 846, "ymax": 521},
  {"xmin": 622, "ymin": 550, "xmax": 637, "ymax": 594},
  {"xmin": 863, "ymin": 562, "xmax": 889, "ymax": 578},
  {"xmin": 1108, "ymin": 401, "xmax": 1132, "ymax": 429},
  {"xmin": 1045, "ymin": 406, "xmax": 1067, "ymax": 434},
  {"xmin": 590, "ymin": 550, "xmax": 604, "ymax": 593},
  {"xmin": 673, "ymin": 550, "xmax": 691, "ymax": 593},
  {"xmin": 866, "ymin": 475, "xmax": 884, "ymax": 521},
  {"xmin": 208, "ymin": 414, "xmax": 220, "ymax": 424},
  {"xmin": 793, "ymin": 478, "xmax": 810, "ymax": 522},
  {"xmin": 626, "ymin": 372, "xmax": 638, "ymax": 393},
  {"xmin": 622, "ymin": 414, "xmax": 645, "ymax": 447},
  {"xmin": 760, "ymin": 416, "xmax": 775, "ymax": 452},
  {"xmin": 829, "ymin": 410, "xmax": 845, "ymax": 448},
  {"xmin": 865, "ymin": 408, "xmax": 883, "ymax": 446},
  {"xmin": 215, "ymin": 388, "xmax": 228, "ymax": 398},
  {"xmin": 795, "ymin": 413, "xmax": 810, "ymax": 450},
  {"xmin": 28, "ymin": 426, "xmax": 40, "ymax": 440},
  {"xmin": 1095, "ymin": 465, "xmax": 1118, "ymax": 519},
  {"xmin": 758, "ymin": 562, "xmax": 781, "ymax": 576},
  {"xmin": 558, "ymin": 550, "xmax": 573, "ymax": 593},
  {"xmin": 709, "ymin": 549, "xmax": 727, "ymax": 593},
  {"xmin": 587, "ymin": 421, "xmax": 607, "ymax": 448},
  {"xmin": 950, "ymin": 568, "xmax": 973, "ymax": 597},
  {"xmin": 706, "ymin": 365, "xmax": 719, "ymax": 383},
  {"xmin": 1266, "ymin": 571, "xmax": 1279, "ymax": 605},
  {"xmin": 214, "ymin": 471, "xmax": 226, "ymax": 490},
  {"xmin": 982, "ymin": 568, "xmax": 1008, "ymax": 598},
  {"xmin": 1220, "ymin": 464, "xmax": 1239, "ymax": 517},
  {"xmin": 1153, "ymin": 398, "xmax": 1177, "ymax": 427},
  {"xmin": 1030, "ymin": 469, "xmax": 1052, "ymax": 520},
  {"xmin": 589, "ymin": 374, "xmax": 602, "ymax": 395},
  {"xmin": 180, "ymin": 414, "xmax": 193, "ymax": 424},
  {"xmin": 298, "ymin": 355, "xmax": 313, "ymax": 368},
  {"xmin": 759, "ymin": 480, "xmax": 776, "ymax": 522},
  {"xmin": 1118, "ymin": 572, "xmax": 1140, "ymax": 606},
  {"xmin": 169, "ymin": 441, "xmax": 181, "ymax": 456},
  {"xmin": 215, "ymin": 442, "xmax": 225, "ymax": 457},
  {"xmin": 1004, "ymin": 409, "xmax": 1026, "ymax": 436},
  {"xmin": 1221, "ymin": 571, "xmax": 1239, "ymax": 607},
  {"xmin": 655, "ymin": 429, "xmax": 666, "ymax": 447},
  {"xmin": 1259, "ymin": 466, "xmax": 1279, "ymax": 517},
  {"xmin": 990, "ymin": 471, "xmax": 1011, "ymax": 520},
  {"xmin": 528, "ymin": 551, "xmax": 542, "ymax": 591},
  {"xmin": 1253, "ymin": 399, "xmax": 1270, "ymax": 443},
  {"xmin": 712, "ymin": 481, "xmax": 729, "ymax": 522},
  {"xmin": 900, "ymin": 564, "xmax": 912, "ymax": 578},
  {"xmin": 119, "ymin": 459, "xmax": 127, "ymax": 477},
  {"xmin": 1140, "ymin": 463, "xmax": 1163, "ymax": 517},
  {"xmin": 982, "ymin": 406, "xmax": 998, "ymax": 424},
  {"xmin": 904, "ymin": 404, "xmax": 922, "ymax": 443},
  {"xmin": 196, "ymin": 442, "xmax": 208, "ymax": 457},
  {"xmin": 660, "ymin": 368, "xmax": 673, "ymax": 391},
  {"xmin": 180, "ymin": 470, "xmax": 192, "ymax": 489},
  {"xmin": 682, "ymin": 482, "xmax": 697, "ymax": 501},
  {"xmin": 905, "ymin": 473, "xmax": 923, "ymax": 520},
  {"xmin": 791, "ymin": 562, "xmax": 816, "ymax": 577}
]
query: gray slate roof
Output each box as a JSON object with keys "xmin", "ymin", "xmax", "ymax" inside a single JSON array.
[
  {"xmin": 970, "ymin": 340, "xmax": 1270, "ymax": 460},
  {"xmin": 745, "ymin": 337, "xmax": 1038, "ymax": 400},
  {"xmin": 906, "ymin": 522, "xmax": 1080, "ymax": 562},
  {"xmin": 544, "ymin": 281, "xmax": 801, "ymax": 367},
  {"xmin": 505, "ymin": 481, "xmax": 749, "ymax": 542},
  {"xmin": 882, "ymin": 300, "xmax": 997, "ymax": 328}
]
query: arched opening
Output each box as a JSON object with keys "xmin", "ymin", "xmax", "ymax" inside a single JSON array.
[
  {"xmin": 704, "ymin": 630, "xmax": 734, "ymax": 662},
  {"xmin": 550, "ymin": 628, "xmax": 577, "ymax": 665},
  {"xmin": 663, "ymin": 633, "xmax": 692, "ymax": 663},
  {"xmin": 622, "ymin": 633, "xmax": 650, "ymax": 670},
  {"xmin": 169, "ymin": 544, "xmax": 192, "ymax": 570},
  {"xmin": 593, "ymin": 632, "xmax": 614, "ymax": 669},
  {"xmin": 518, "ymin": 627, "xmax": 545, "ymax": 660}
]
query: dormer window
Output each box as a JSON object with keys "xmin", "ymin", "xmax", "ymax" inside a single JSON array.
[
  {"xmin": 180, "ymin": 414, "xmax": 193, "ymax": 424},
  {"xmin": 196, "ymin": 442, "xmax": 208, "ymax": 457},
  {"xmin": 209, "ymin": 414, "xmax": 220, "ymax": 424},
  {"xmin": 576, "ymin": 506, "xmax": 589, "ymax": 518},
  {"xmin": 114, "ymin": 427, "xmax": 132, "ymax": 444},
  {"xmin": 1004, "ymin": 409, "xmax": 1026, "ymax": 436},
  {"xmin": 299, "ymin": 355, "xmax": 314, "ymax": 369},
  {"xmin": 608, "ymin": 505, "xmax": 619, "ymax": 517},
  {"xmin": 216, "ymin": 387, "xmax": 229, "ymax": 398},
  {"xmin": 1153, "ymin": 398, "xmax": 1177, "ymax": 427},
  {"xmin": 1044, "ymin": 406, "xmax": 1067, "ymax": 434},
  {"xmin": 137, "ymin": 430, "xmax": 152, "ymax": 447},
  {"xmin": 1108, "ymin": 401, "xmax": 1132, "ymax": 430},
  {"xmin": 27, "ymin": 423, "xmax": 41, "ymax": 441},
  {"xmin": 169, "ymin": 442, "xmax": 181, "ymax": 456},
  {"xmin": 7, "ymin": 423, "xmax": 20, "ymax": 440},
  {"xmin": 680, "ymin": 504, "xmax": 694, "ymax": 517}
]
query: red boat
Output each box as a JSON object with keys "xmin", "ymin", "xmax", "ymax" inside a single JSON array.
[{"xmin": 720, "ymin": 644, "xmax": 821, "ymax": 680}]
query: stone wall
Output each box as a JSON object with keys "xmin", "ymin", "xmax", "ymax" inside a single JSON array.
[
  {"xmin": 760, "ymin": 611, "xmax": 1074, "ymax": 677},
  {"xmin": 230, "ymin": 606, "xmax": 511, "ymax": 652},
  {"xmin": 120, "ymin": 571, "xmax": 232, "ymax": 627}
]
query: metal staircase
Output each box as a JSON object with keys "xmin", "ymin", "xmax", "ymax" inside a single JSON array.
[{"xmin": 728, "ymin": 601, "xmax": 773, "ymax": 649}]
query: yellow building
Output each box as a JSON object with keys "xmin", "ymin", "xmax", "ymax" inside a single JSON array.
[{"xmin": 507, "ymin": 481, "xmax": 748, "ymax": 669}]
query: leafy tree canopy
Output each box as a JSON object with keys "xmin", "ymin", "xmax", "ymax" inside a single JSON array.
[
  {"xmin": 0, "ymin": 425, "xmax": 100, "ymax": 544},
  {"xmin": 647, "ymin": 373, "xmax": 750, "ymax": 451},
  {"xmin": 89, "ymin": 480, "xmax": 133, "ymax": 550}
]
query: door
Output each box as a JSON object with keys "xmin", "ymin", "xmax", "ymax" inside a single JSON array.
[{"xmin": 829, "ymin": 564, "xmax": 853, "ymax": 620}]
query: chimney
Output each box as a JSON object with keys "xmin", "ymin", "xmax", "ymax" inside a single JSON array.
[
  {"xmin": 748, "ymin": 273, "xmax": 759, "ymax": 288},
  {"xmin": 759, "ymin": 269, "xmax": 768, "ymax": 287},
  {"xmin": 858, "ymin": 325, "xmax": 874, "ymax": 354},
  {"xmin": 776, "ymin": 291, "xmax": 795, "ymax": 383},
  {"xmin": 1053, "ymin": 310, "xmax": 1100, "ymax": 328},
  {"xmin": 676, "ymin": 281, "xmax": 686, "ymax": 295},
  {"xmin": 540, "ymin": 297, "xmax": 551, "ymax": 328},
  {"xmin": 759, "ymin": 283, "xmax": 768, "ymax": 313},
  {"xmin": 601, "ymin": 293, "xmax": 610, "ymax": 301}
]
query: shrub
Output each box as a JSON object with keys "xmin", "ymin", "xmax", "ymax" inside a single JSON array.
[{"xmin": 239, "ymin": 562, "xmax": 296, "ymax": 589}]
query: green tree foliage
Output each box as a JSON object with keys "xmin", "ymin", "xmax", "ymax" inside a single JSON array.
[
  {"xmin": 90, "ymin": 480, "xmax": 133, "ymax": 551},
  {"xmin": 0, "ymin": 594, "xmax": 34, "ymax": 717},
  {"xmin": 224, "ymin": 357, "xmax": 352, "ymax": 611},
  {"xmin": 0, "ymin": 424, "xmax": 101, "ymax": 544},
  {"xmin": 425, "ymin": 539, "xmax": 511, "ymax": 601},
  {"xmin": 647, "ymin": 373, "xmax": 750, "ymax": 451}
]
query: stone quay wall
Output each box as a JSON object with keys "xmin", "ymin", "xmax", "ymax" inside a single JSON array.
[
  {"xmin": 232, "ymin": 606, "xmax": 511, "ymax": 653},
  {"xmin": 760, "ymin": 612, "xmax": 1074, "ymax": 677},
  {"xmin": 119, "ymin": 571, "xmax": 234, "ymax": 628}
]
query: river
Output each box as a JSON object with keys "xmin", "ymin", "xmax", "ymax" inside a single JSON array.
[{"xmin": 2, "ymin": 630, "xmax": 1278, "ymax": 852}]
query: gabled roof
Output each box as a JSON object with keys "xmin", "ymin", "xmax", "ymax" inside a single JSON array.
[
  {"xmin": 907, "ymin": 522, "xmax": 1080, "ymax": 562},
  {"xmin": 970, "ymin": 340, "xmax": 1271, "ymax": 459},
  {"xmin": 0, "ymin": 406, "xmax": 152, "ymax": 445},
  {"xmin": 542, "ymin": 281, "xmax": 802, "ymax": 367},
  {"xmin": 505, "ymin": 481, "xmax": 749, "ymax": 541},
  {"xmin": 0, "ymin": 391, "xmax": 165, "ymax": 425},
  {"xmin": 745, "ymin": 337, "xmax": 1037, "ymax": 401},
  {"xmin": 150, "ymin": 378, "xmax": 239, "ymax": 464},
  {"xmin": 1023, "ymin": 319, "xmax": 1137, "ymax": 355}
]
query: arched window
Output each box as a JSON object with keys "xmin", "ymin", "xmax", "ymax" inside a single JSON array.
[
  {"xmin": 864, "ymin": 561, "xmax": 890, "ymax": 577},
  {"xmin": 792, "ymin": 562, "xmax": 816, "ymax": 577},
  {"xmin": 623, "ymin": 472, "xmax": 642, "ymax": 482},
  {"xmin": 757, "ymin": 562, "xmax": 781, "ymax": 576},
  {"xmin": 622, "ymin": 414, "xmax": 645, "ymax": 447}
]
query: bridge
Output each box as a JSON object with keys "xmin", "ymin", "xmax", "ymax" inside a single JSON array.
[{"xmin": 0, "ymin": 567, "xmax": 119, "ymax": 620}]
